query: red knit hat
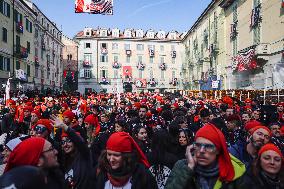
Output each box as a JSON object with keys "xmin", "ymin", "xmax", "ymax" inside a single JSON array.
[
  {"xmin": 106, "ymin": 132, "xmax": 150, "ymax": 168},
  {"xmin": 23, "ymin": 106, "xmax": 34, "ymax": 112},
  {"xmin": 244, "ymin": 120, "xmax": 262, "ymax": 131},
  {"xmin": 34, "ymin": 119, "xmax": 53, "ymax": 134},
  {"xmin": 84, "ymin": 114, "xmax": 96, "ymax": 124},
  {"xmin": 31, "ymin": 110, "xmax": 41, "ymax": 119},
  {"xmin": 62, "ymin": 110, "xmax": 75, "ymax": 120},
  {"xmin": 195, "ymin": 124, "xmax": 235, "ymax": 182},
  {"xmin": 277, "ymin": 102, "xmax": 284, "ymax": 106},
  {"xmin": 249, "ymin": 126, "xmax": 271, "ymax": 136},
  {"xmin": 61, "ymin": 103, "xmax": 68, "ymax": 109},
  {"xmin": 244, "ymin": 99, "xmax": 252, "ymax": 104},
  {"xmin": 4, "ymin": 137, "xmax": 45, "ymax": 173},
  {"xmin": 258, "ymin": 143, "xmax": 283, "ymax": 161},
  {"xmin": 133, "ymin": 102, "xmax": 141, "ymax": 109}
]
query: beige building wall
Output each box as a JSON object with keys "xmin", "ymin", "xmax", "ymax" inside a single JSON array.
[
  {"xmin": 182, "ymin": 1, "xmax": 225, "ymax": 90},
  {"xmin": 222, "ymin": 0, "xmax": 284, "ymax": 89}
]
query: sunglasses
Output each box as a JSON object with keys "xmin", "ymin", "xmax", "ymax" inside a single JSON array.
[
  {"xmin": 193, "ymin": 142, "xmax": 216, "ymax": 153},
  {"xmin": 34, "ymin": 125, "xmax": 47, "ymax": 134},
  {"xmin": 61, "ymin": 138, "xmax": 72, "ymax": 145}
]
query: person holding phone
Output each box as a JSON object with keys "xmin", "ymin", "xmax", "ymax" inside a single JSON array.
[{"xmin": 165, "ymin": 123, "xmax": 246, "ymax": 189}]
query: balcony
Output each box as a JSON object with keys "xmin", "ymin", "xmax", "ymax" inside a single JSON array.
[
  {"xmin": 15, "ymin": 46, "xmax": 28, "ymax": 58},
  {"xmin": 16, "ymin": 22, "xmax": 23, "ymax": 33},
  {"xmin": 99, "ymin": 77, "xmax": 110, "ymax": 85}
]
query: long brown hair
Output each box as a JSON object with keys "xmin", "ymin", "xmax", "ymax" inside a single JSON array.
[
  {"xmin": 96, "ymin": 150, "xmax": 139, "ymax": 175},
  {"xmin": 252, "ymin": 155, "xmax": 284, "ymax": 187}
]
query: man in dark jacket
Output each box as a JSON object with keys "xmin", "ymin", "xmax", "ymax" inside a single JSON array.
[
  {"xmin": 165, "ymin": 123, "xmax": 246, "ymax": 189},
  {"xmin": 229, "ymin": 125, "xmax": 271, "ymax": 168}
]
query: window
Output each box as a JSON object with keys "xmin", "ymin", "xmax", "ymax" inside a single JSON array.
[
  {"xmin": 2, "ymin": 27, "xmax": 7, "ymax": 42},
  {"xmin": 101, "ymin": 43, "xmax": 107, "ymax": 48},
  {"xmin": 148, "ymin": 45, "xmax": 155, "ymax": 50},
  {"xmin": 138, "ymin": 55, "xmax": 143, "ymax": 62},
  {"xmin": 84, "ymin": 53, "xmax": 92, "ymax": 63},
  {"xmin": 0, "ymin": 0, "xmax": 10, "ymax": 17},
  {"xmin": 14, "ymin": 10, "xmax": 22, "ymax": 23},
  {"xmin": 161, "ymin": 70, "xmax": 165, "ymax": 79},
  {"xmin": 25, "ymin": 18, "xmax": 32, "ymax": 33},
  {"xmin": 113, "ymin": 55, "xmax": 118, "ymax": 62},
  {"xmin": 35, "ymin": 28, "xmax": 38, "ymax": 38},
  {"xmin": 114, "ymin": 70, "xmax": 118, "ymax": 78},
  {"xmin": 16, "ymin": 35, "xmax": 20, "ymax": 53},
  {"xmin": 27, "ymin": 65, "xmax": 30, "ymax": 76},
  {"xmin": 100, "ymin": 70, "xmax": 108, "ymax": 78},
  {"xmin": 16, "ymin": 61, "xmax": 20, "ymax": 70},
  {"xmin": 172, "ymin": 71, "xmax": 176, "ymax": 78},
  {"xmin": 0, "ymin": 56, "xmax": 10, "ymax": 71},
  {"xmin": 149, "ymin": 70, "xmax": 153, "ymax": 78},
  {"xmin": 85, "ymin": 43, "xmax": 91, "ymax": 48},
  {"xmin": 84, "ymin": 69, "xmax": 91, "ymax": 78},
  {"xmin": 124, "ymin": 44, "xmax": 130, "ymax": 50},
  {"xmin": 160, "ymin": 56, "xmax": 165, "ymax": 63},
  {"xmin": 126, "ymin": 56, "xmax": 130, "ymax": 63},
  {"xmin": 27, "ymin": 41, "xmax": 30, "ymax": 54},
  {"xmin": 172, "ymin": 58, "xmax": 176, "ymax": 64},
  {"xmin": 150, "ymin": 57, "xmax": 154, "ymax": 63},
  {"xmin": 137, "ymin": 44, "xmax": 144, "ymax": 51},
  {"xmin": 35, "ymin": 66, "xmax": 38, "ymax": 78},
  {"xmin": 139, "ymin": 70, "xmax": 143, "ymax": 78},
  {"xmin": 100, "ymin": 55, "xmax": 108, "ymax": 62},
  {"xmin": 112, "ymin": 43, "xmax": 118, "ymax": 50},
  {"xmin": 160, "ymin": 45, "xmax": 164, "ymax": 51},
  {"xmin": 47, "ymin": 23, "xmax": 49, "ymax": 31}
]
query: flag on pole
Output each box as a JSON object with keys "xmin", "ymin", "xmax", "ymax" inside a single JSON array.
[{"xmin": 75, "ymin": 0, "xmax": 113, "ymax": 15}]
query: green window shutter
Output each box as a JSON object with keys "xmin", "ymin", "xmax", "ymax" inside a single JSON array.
[
  {"xmin": 7, "ymin": 3, "xmax": 10, "ymax": 17},
  {"xmin": 26, "ymin": 18, "xmax": 28, "ymax": 30},
  {"xmin": 16, "ymin": 61, "xmax": 20, "ymax": 70},
  {"xmin": 0, "ymin": 55, "xmax": 3, "ymax": 70},
  {"xmin": 0, "ymin": 0, "xmax": 3, "ymax": 14},
  {"xmin": 14, "ymin": 10, "xmax": 17, "ymax": 22},
  {"xmin": 7, "ymin": 58, "xmax": 10, "ymax": 71},
  {"xmin": 20, "ymin": 13, "xmax": 22, "ymax": 23},
  {"xmin": 30, "ymin": 22, "xmax": 32, "ymax": 33}
]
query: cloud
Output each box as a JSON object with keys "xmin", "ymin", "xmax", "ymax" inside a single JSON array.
[{"xmin": 128, "ymin": 0, "xmax": 173, "ymax": 18}]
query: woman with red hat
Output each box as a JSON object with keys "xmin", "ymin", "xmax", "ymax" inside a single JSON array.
[
  {"xmin": 50, "ymin": 114, "xmax": 93, "ymax": 189},
  {"xmin": 94, "ymin": 132, "xmax": 157, "ymax": 189},
  {"xmin": 242, "ymin": 143, "xmax": 284, "ymax": 189}
]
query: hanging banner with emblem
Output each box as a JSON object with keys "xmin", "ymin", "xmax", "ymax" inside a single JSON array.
[{"xmin": 75, "ymin": 0, "xmax": 113, "ymax": 15}]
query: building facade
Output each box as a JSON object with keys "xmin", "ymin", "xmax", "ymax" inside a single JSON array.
[
  {"xmin": 75, "ymin": 28, "xmax": 185, "ymax": 94},
  {"xmin": 220, "ymin": 0, "xmax": 284, "ymax": 90},
  {"xmin": 30, "ymin": 2, "xmax": 63, "ymax": 91},
  {"xmin": 0, "ymin": 0, "xmax": 63, "ymax": 92},
  {"xmin": 182, "ymin": 1, "xmax": 226, "ymax": 90},
  {"xmin": 62, "ymin": 35, "xmax": 78, "ymax": 92},
  {"xmin": 0, "ymin": 0, "xmax": 37, "ymax": 90},
  {"xmin": 182, "ymin": 0, "xmax": 284, "ymax": 90}
]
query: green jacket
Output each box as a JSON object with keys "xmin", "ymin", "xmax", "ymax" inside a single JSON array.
[{"xmin": 165, "ymin": 155, "xmax": 246, "ymax": 189}]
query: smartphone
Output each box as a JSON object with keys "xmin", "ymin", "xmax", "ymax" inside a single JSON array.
[{"xmin": 190, "ymin": 148, "xmax": 195, "ymax": 157}]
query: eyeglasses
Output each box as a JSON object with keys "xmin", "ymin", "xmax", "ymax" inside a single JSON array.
[
  {"xmin": 61, "ymin": 138, "xmax": 72, "ymax": 145},
  {"xmin": 255, "ymin": 131, "xmax": 270, "ymax": 140},
  {"xmin": 34, "ymin": 125, "xmax": 47, "ymax": 134},
  {"xmin": 42, "ymin": 146, "xmax": 55, "ymax": 154},
  {"xmin": 193, "ymin": 142, "xmax": 216, "ymax": 153}
]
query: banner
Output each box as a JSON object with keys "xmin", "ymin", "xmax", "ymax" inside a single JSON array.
[
  {"xmin": 15, "ymin": 69, "xmax": 26, "ymax": 80},
  {"xmin": 232, "ymin": 48, "xmax": 256, "ymax": 72},
  {"xmin": 122, "ymin": 66, "xmax": 132, "ymax": 78},
  {"xmin": 135, "ymin": 79, "xmax": 147, "ymax": 88},
  {"xmin": 75, "ymin": 0, "xmax": 113, "ymax": 15}
]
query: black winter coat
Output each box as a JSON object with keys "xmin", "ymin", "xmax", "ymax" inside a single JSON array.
[{"xmin": 94, "ymin": 164, "xmax": 158, "ymax": 189}]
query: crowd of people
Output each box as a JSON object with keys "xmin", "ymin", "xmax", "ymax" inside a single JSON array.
[{"xmin": 0, "ymin": 91, "xmax": 283, "ymax": 189}]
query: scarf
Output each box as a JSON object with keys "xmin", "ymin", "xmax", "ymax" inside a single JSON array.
[
  {"xmin": 107, "ymin": 167, "xmax": 132, "ymax": 187},
  {"xmin": 195, "ymin": 161, "xmax": 219, "ymax": 189},
  {"xmin": 260, "ymin": 171, "xmax": 281, "ymax": 189}
]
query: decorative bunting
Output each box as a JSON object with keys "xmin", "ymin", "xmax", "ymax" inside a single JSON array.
[{"xmin": 75, "ymin": 0, "xmax": 113, "ymax": 15}]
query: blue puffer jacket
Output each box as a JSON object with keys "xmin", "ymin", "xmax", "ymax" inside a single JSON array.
[{"xmin": 229, "ymin": 140, "xmax": 253, "ymax": 168}]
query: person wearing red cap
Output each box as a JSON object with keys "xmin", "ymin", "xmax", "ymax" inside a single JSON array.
[
  {"xmin": 241, "ymin": 112, "xmax": 251, "ymax": 126},
  {"xmin": 242, "ymin": 143, "xmax": 284, "ymax": 189},
  {"xmin": 1, "ymin": 105, "xmax": 17, "ymax": 133},
  {"xmin": 225, "ymin": 114, "xmax": 244, "ymax": 147},
  {"xmin": 31, "ymin": 119, "xmax": 53, "ymax": 139},
  {"xmin": 50, "ymin": 114, "xmax": 92, "ymax": 189},
  {"xmin": 4, "ymin": 137, "xmax": 65, "ymax": 189},
  {"xmin": 229, "ymin": 125, "xmax": 271, "ymax": 168},
  {"xmin": 165, "ymin": 123, "xmax": 246, "ymax": 189},
  {"xmin": 94, "ymin": 132, "xmax": 157, "ymax": 188},
  {"xmin": 84, "ymin": 114, "xmax": 101, "ymax": 145},
  {"xmin": 31, "ymin": 110, "xmax": 41, "ymax": 126}
]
